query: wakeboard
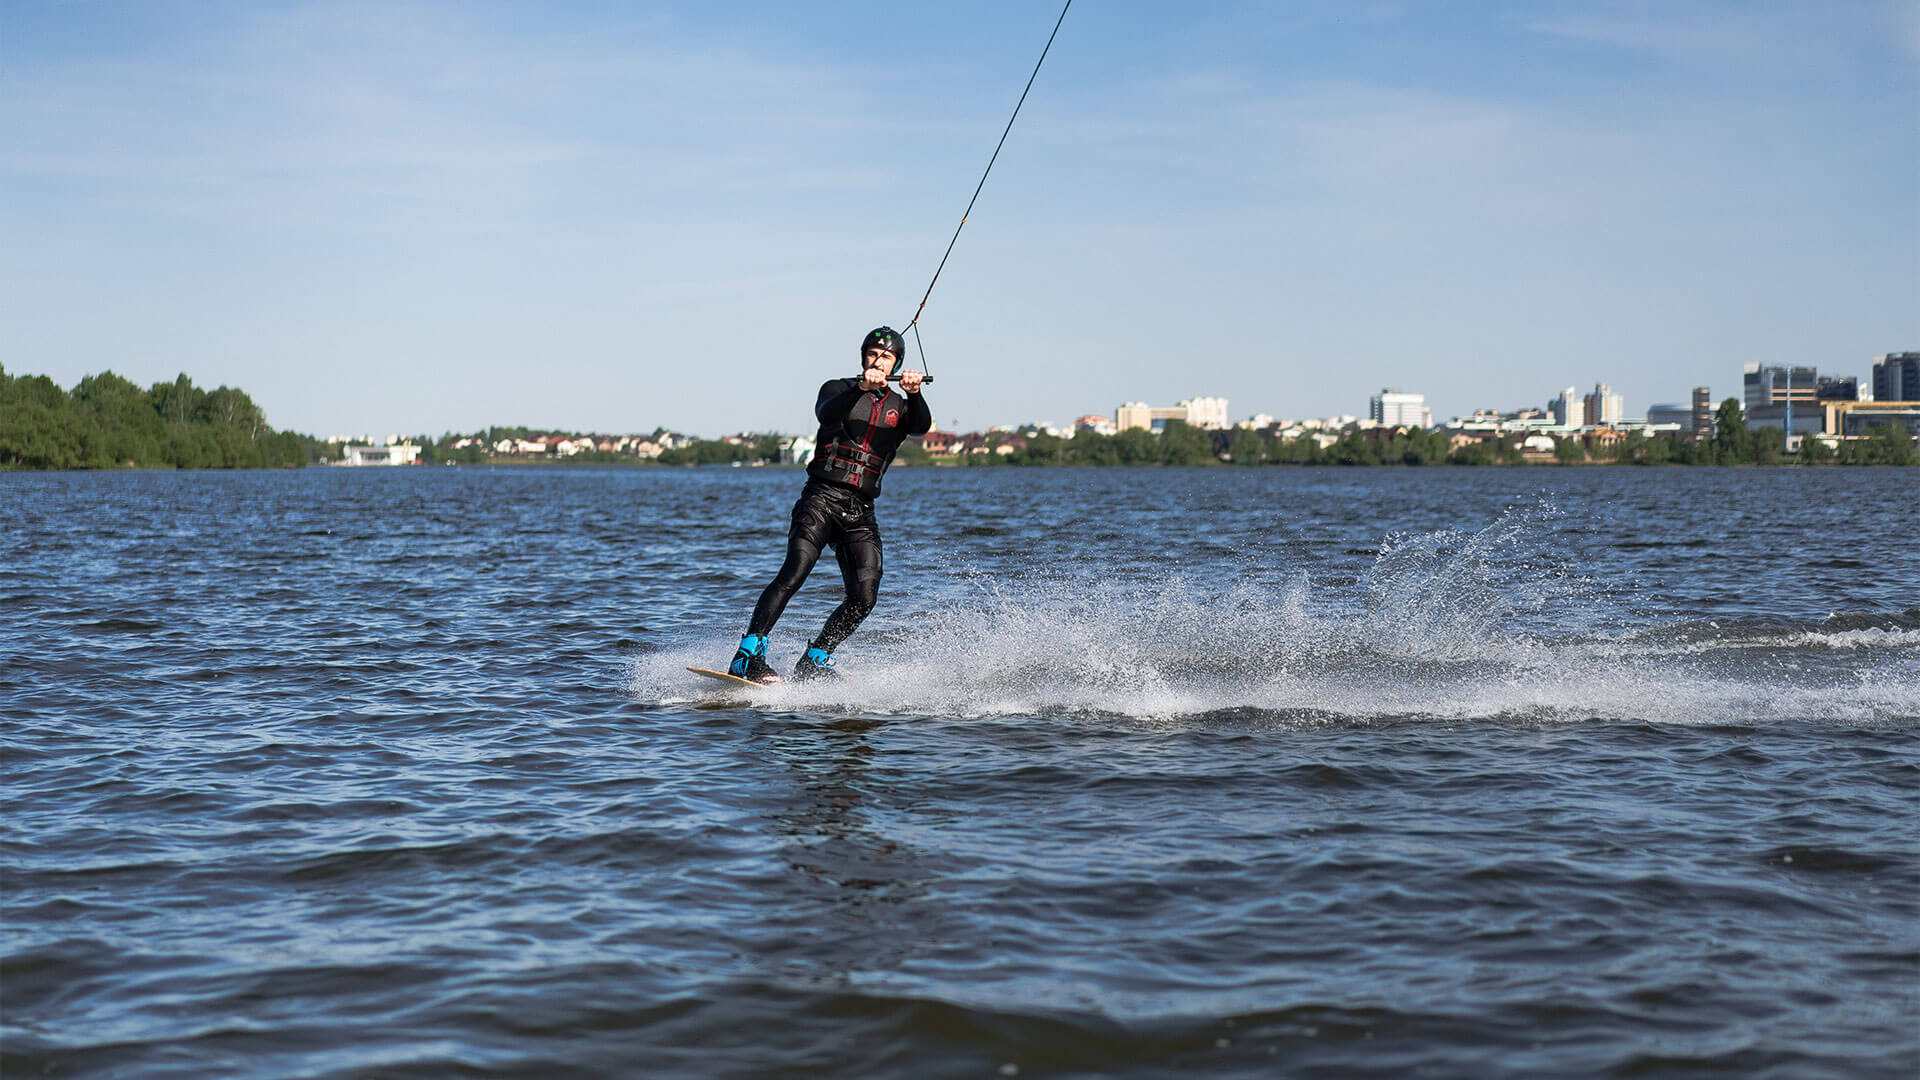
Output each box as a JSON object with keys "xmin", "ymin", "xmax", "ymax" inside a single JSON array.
[{"xmin": 687, "ymin": 666, "xmax": 777, "ymax": 688}]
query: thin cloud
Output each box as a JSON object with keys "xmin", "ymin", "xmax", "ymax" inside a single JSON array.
[
  {"xmin": 1, "ymin": 3, "xmax": 894, "ymax": 226},
  {"xmin": 1524, "ymin": 0, "xmax": 1902, "ymax": 76}
]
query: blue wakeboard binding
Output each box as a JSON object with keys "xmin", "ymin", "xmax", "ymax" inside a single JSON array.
[
  {"xmin": 792, "ymin": 642, "xmax": 838, "ymax": 681},
  {"xmin": 728, "ymin": 633, "xmax": 779, "ymax": 684}
]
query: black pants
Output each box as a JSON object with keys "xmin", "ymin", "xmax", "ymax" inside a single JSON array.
[{"xmin": 747, "ymin": 479, "xmax": 882, "ymax": 651}]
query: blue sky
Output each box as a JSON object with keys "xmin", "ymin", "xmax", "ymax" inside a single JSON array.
[{"xmin": 4, "ymin": 0, "xmax": 1915, "ymax": 437}]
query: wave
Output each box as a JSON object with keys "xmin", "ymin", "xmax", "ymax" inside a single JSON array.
[{"xmin": 628, "ymin": 505, "xmax": 1920, "ymax": 725}]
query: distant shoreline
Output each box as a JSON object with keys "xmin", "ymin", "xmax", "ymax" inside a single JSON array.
[{"xmin": 11, "ymin": 453, "xmax": 1904, "ymax": 470}]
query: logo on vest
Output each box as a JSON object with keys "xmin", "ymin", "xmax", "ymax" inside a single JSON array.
[{"xmin": 885, "ymin": 408, "xmax": 900, "ymax": 426}]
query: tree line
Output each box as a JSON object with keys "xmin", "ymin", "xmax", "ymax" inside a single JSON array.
[
  {"xmin": 10, "ymin": 372, "xmax": 1910, "ymax": 471},
  {"xmin": 402, "ymin": 410, "xmax": 1919, "ymax": 469},
  {"xmin": 1, "ymin": 366, "xmax": 316, "ymax": 469}
]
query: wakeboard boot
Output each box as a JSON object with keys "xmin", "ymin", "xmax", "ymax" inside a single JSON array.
[
  {"xmin": 792, "ymin": 642, "xmax": 839, "ymax": 681},
  {"xmin": 728, "ymin": 633, "xmax": 780, "ymax": 684}
]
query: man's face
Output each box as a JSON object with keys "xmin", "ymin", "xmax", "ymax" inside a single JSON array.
[{"xmin": 862, "ymin": 346, "xmax": 896, "ymax": 379}]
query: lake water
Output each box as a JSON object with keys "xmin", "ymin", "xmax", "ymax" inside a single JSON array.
[{"xmin": 4, "ymin": 465, "xmax": 1917, "ymax": 1078}]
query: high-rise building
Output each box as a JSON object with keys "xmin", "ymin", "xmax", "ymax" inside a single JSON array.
[
  {"xmin": 1369, "ymin": 389, "xmax": 1431, "ymax": 428},
  {"xmin": 1583, "ymin": 383, "xmax": 1625, "ymax": 426},
  {"xmin": 1551, "ymin": 386, "xmax": 1581, "ymax": 428},
  {"xmin": 1691, "ymin": 387, "xmax": 1713, "ymax": 441},
  {"xmin": 1744, "ymin": 363, "xmax": 1820, "ymax": 411},
  {"xmin": 1873, "ymin": 352, "xmax": 1920, "ymax": 402}
]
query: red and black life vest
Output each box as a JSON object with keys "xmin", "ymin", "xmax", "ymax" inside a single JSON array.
[{"xmin": 805, "ymin": 379, "xmax": 930, "ymax": 499}]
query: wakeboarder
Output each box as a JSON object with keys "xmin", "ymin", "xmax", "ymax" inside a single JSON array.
[{"xmin": 725, "ymin": 327, "xmax": 931, "ymax": 682}]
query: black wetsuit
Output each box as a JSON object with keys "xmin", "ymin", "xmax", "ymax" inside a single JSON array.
[{"xmin": 746, "ymin": 377, "xmax": 932, "ymax": 649}]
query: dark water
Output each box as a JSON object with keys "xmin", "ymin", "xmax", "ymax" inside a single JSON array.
[{"xmin": 4, "ymin": 465, "xmax": 1917, "ymax": 1079}]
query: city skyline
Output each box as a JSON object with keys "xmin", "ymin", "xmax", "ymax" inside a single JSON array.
[
  {"xmin": 6, "ymin": 2, "xmax": 1915, "ymax": 437},
  {"xmin": 312, "ymin": 348, "xmax": 1916, "ymax": 443}
]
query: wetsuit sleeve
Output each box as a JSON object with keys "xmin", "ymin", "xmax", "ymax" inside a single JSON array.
[
  {"xmin": 902, "ymin": 391, "xmax": 932, "ymax": 436},
  {"xmin": 816, "ymin": 378, "xmax": 862, "ymax": 423}
]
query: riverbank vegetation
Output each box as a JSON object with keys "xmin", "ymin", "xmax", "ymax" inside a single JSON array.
[{"xmin": 1, "ymin": 367, "xmax": 316, "ymax": 469}]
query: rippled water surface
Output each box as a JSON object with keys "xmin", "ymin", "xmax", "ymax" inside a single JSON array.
[{"xmin": 5, "ymin": 465, "xmax": 1918, "ymax": 1078}]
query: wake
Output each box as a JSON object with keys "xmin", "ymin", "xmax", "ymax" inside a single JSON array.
[{"xmin": 628, "ymin": 504, "xmax": 1920, "ymax": 726}]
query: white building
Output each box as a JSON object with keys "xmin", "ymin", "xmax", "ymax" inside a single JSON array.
[
  {"xmin": 1369, "ymin": 389, "xmax": 1431, "ymax": 428},
  {"xmin": 1552, "ymin": 386, "xmax": 1581, "ymax": 429},
  {"xmin": 783, "ymin": 435, "xmax": 816, "ymax": 465},
  {"xmin": 341, "ymin": 443, "xmax": 421, "ymax": 466},
  {"xmin": 1181, "ymin": 396, "xmax": 1230, "ymax": 430},
  {"xmin": 1115, "ymin": 397, "xmax": 1230, "ymax": 432}
]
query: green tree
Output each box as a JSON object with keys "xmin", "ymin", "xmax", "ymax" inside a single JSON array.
[
  {"xmin": 0, "ymin": 370, "xmax": 84, "ymax": 468},
  {"xmin": 1675, "ymin": 435, "xmax": 1717, "ymax": 465},
  {"xmin": 895, "ymin": 437, "xmax": 933, "ymax": 465},
  {"xmin": 1713, "ymin": 398, "xmax": 1749, "ymax": 463},
  {"xmin": 200, "ymin": 385, "xmax": 264, "ymax": 433},
  {"xmin": 1324, "ymin": 430, "xmax": 1385, "ymax": 466},
  {"xmin": 1067, "ymin": 428, "xmax": 1119, "ymax": 466},
  {"xmin": 1226, "ymin": 427, "xmax": 1265, "ymax": 465},
  {"xmin": 1112, "ymin": 427, "xmax": 1158, "ymax": 465},
  {"xmin": 1157, "ymin": 420, "xmax": 1217, "ymax": 465},
  {"xmin": 1608, "ymin": 430, "xmax": 1644, "ymax": 463},
  {"xmin": 1881, "ymin": 423, "xmax": 1919, "ymax": 466},
  {"xmin": 150, "ymin": 373, "xmax": 205, "ymax": 428},
  {"xmin": 71, "ymin": 371, "xmax": 163, "ymax": 466},
  {"xmin": 1272, "ymin": 433, "xmax": 1326, "ymax": 464},
  {"xmin": 2, "ymin": 366, "xmax": 315, "ymax": 470},
  {"xmin": 1838, "ymin": 421, "xmax": 1919, "ymax": 465},
  {"xmin": 1399, "ymin": 428, "xmax": 1448, "ymax": 465},
  {"xmin": 1010, "ymin": 431, "xmax": 1067, "ymax": 466}
]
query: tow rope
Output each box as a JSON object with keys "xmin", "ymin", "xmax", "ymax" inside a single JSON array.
[{"xmin": 894, "ymin": 0, "xmax": 1072, "ymax": 385}]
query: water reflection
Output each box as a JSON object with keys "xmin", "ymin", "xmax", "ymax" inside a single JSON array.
[{"xmin": 754, "ymin": 716, "xmax": 933, "ymax": 986}]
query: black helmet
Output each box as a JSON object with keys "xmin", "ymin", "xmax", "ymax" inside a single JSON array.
[{"xmin": 861, "ymin": 326, "xmax": 905, "ymax": 376}]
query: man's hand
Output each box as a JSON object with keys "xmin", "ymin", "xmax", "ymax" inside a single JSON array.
[
  {"xmin": 899, "ymin": 370, "xmax": 924, "ymax": 394},
  {"xmin": 860, "ymin": 366, "xmax": 889, "ymax": 391}
]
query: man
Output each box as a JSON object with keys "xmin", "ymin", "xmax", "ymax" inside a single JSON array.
[{"xmin": 728, "ymin": 326, "xmax": 932, "ymax": 683}]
